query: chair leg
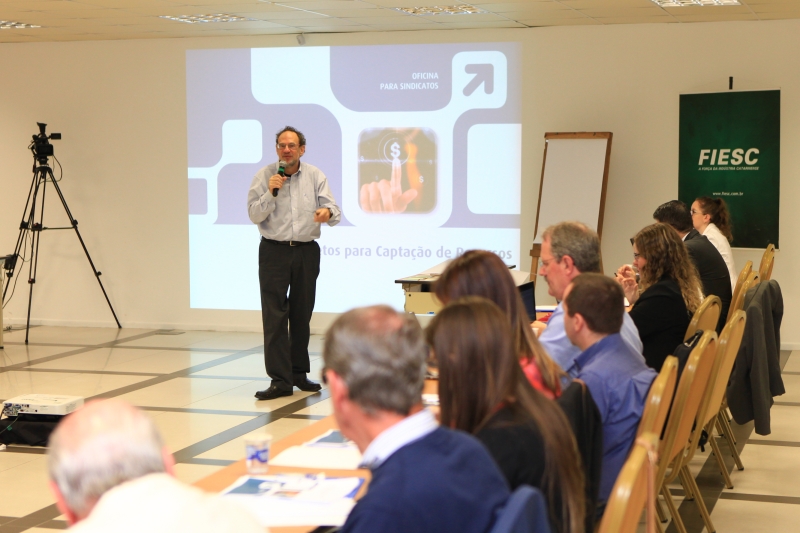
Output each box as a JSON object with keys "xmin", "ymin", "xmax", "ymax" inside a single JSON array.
[
  {"xmin": 678, "ymin": 468, "xmax": 694, "ymax": 501},
  {"xmin": 655, "ymin": 494, "xmax": 668, "ymax": 523},
  {"xmin": 724, "ymin": 407, "xmax": 736, "ymax": 443},
  {"xmin": 708, "ymin": 429, "xmax": 734, "ymax": 489},
  {"xmin": 718, "ymin": 411, "xmax": 745, "ymax": 471},
  {"xmin": 681, "ymin": 465, "xmax": 716, "ymax": 533},
  {"xmin": 660, "ymin": 484, "xmax": 688, "ymax": 533}
]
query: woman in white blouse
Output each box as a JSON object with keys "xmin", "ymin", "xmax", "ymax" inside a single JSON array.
[{"xmin": 691, "ymin": 196, "xmax": 737, "ymax": 291}]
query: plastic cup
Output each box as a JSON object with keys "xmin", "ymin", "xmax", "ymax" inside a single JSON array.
[{"xmin": 245, "ymin": 433, "xmax": 273, "ymax": 475}]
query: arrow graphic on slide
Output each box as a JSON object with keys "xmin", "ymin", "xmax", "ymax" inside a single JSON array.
[{"xmin": 463, "ymin": 64, "xmax": 494, "ymax": 96}]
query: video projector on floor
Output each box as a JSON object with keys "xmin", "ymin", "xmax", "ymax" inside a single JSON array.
[{"xmin": 2, "ymin": 394, "xmax": 84, "ymax": 418}]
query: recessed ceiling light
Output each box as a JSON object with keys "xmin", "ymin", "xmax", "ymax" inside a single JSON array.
[
  {"xmin": 0, "ymin": 20, "xmax": 41, "ymax": 29},
  {"xmin": 651, "ymin": 0, "xmax": 740, "ymax": 6},
  {"xmin": 396, "ymin": 5, "xmax": 484, "ymax": 16},
  {"xmin": 159, "ymin": 14, "xmax": 253, "ymax": 24}
]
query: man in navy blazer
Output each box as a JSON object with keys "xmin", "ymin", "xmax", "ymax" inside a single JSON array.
[
  {"xmin": 653, "ymin": 200, "xmax": 732, "ymax": 332},
  {"xmin": 323, "ymin": 306, "xmax": 510, "ymax": 533}
]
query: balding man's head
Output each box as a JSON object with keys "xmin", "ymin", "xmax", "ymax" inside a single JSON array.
[
  {"xmin": 48, "ymin": 399, "xmax": 171, "ymax": 523},
  {"xmin": 323, "ymin": 305, "xmax": 426, "ymax": 416}
]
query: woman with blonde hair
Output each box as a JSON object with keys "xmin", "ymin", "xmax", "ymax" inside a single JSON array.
[
  {"xmin": 433, "ymin": 250, "xmax": 564, "ymax": 398},
  {"xmin": 618, "ymin": 223, "xmax": 703, "ymax": 371},
  {"xmin": 691, "ymin": 196, "xmax": 737, "ymax": 291},
  {"xmin": 427, "ymin": 297, "xmax": 585, "ymax": 533}
]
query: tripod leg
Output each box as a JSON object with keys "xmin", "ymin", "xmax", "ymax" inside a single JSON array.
[
  {"xmin": 46, "ymin": 168, "xmax": 121, "ymax": 328},
  {"xmin": 24, "ymin": 170, "xmax": 46, "ymax": 344},
  {"xmin": 3, "ymin": 169, "xmax": 40, "ymax": 303}
]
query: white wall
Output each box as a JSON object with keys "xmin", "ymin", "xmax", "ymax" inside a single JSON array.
[{"xmin": 0, "ymin": 20, "xmax": 795, "ymax": 344}]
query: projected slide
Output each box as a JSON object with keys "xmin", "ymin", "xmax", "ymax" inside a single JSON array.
[{"xmin": 187, "ymin": 42, "xmax": 521, "ymax": 312}]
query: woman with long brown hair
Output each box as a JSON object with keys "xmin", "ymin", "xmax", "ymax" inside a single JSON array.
[
  {"xmin": 691, "ymin": 196, "xmax": 737, "ymax": 291},
  {"xmin": 619, "ymin": 223, "xmax": 703, "ymax": 370},
  {"xmin": 427, "ymin": 296, "xmax": 585, "ymax": 533},
  {"xmin": 433, "ymin": 250, "xmax": 564, "ymax": 398}
]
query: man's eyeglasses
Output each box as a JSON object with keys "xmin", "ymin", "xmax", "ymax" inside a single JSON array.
[
  {"xmin": 277, "ymin": 143, "xmax": 299, "ymax": 151},
  {"xmin": 538, "ymin": 257, "xmax": 558, "ymax": 269}
]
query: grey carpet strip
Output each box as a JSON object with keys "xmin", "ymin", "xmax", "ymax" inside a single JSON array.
[
  {"xmin": 718, "ymin": 492, "xmax": 800, "ymax": 505},
  {"xmin": 285, "ymin": 414, "xmax": 327, "ymax": 420},
  {"xmin": 139, "ymin": 407, "xmax": 328, "ymax": 419},
  {"xmin": 32, "ymin": 520, "xmax": 66, "ymax": 531},
  {"xmin": 187, "ymin": 374, "xmax": 270, "ymax": 381},
  {"xmin": 14, "ymin": 368, "xmax": 164, "ymax": 377},
  {"xmin": 1, "ymin": 339, "xmax": 246, "ymax": 354},
  {"xmin": 182, "ymin": 458, "xmax": 237, "ymax": 467},
  {"xmin": 747, "ymin": 439, "xmax": 800, "ymax": 447},
  {"xmin": 0, "ymin": 504, "xmax": 60, "ymax": 533},
  {"xmin": 2, "ymin": 446, "xmax": 47, "ymax": 455},
  {"xmin": 0, "ymin": 518, "xmax": 15, "ymax": 525},
  {"xmin": 782, "ymin": 371, "xmax": 800, "ymax": 375},
  {"xmin": 140, "ymin": 406, "xmax": 270, "ymax": 417},
  {"xmin": 774, "ymin": 401, "xmax": 800, "ymax": 407}
]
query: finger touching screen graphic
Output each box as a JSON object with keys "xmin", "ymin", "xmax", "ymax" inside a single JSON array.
[{"xmin": 358, "ymin": 128, "xmax": 436, "ymax": 214}]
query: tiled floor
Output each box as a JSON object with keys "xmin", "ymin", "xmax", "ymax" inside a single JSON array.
[{"xmin": 0, "ymin": 325, "xmax": 795, "ymax": 533}]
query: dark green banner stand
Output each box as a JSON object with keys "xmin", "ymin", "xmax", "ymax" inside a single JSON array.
[{"xmin": 679, "ymin": 90, "xmax": 780, "ymax": 249}]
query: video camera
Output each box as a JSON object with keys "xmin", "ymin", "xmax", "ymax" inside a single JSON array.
[{"xmin": 30, "ymin": 122, "xmax": 61, "ymax": 165}]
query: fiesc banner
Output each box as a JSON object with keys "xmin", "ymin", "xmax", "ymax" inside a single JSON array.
[{"xmin": 678, "ymin": 90, "xmax": 780, "ymax": 249}]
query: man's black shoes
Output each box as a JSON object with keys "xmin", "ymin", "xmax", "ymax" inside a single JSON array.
[
  {"xmin": 293, "ymin": 376, "xmax": 322, "ymax": 392},
  {"xmin": 255, "ymin": 377, "xmax": 322, "ymax": 400},
  {"xmin": 254, "ymin": 385, "xmax": 293, "ymax": 401}
]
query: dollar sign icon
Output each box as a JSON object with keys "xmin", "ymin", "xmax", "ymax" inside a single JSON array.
[{"xmin": 390, "ymin": 142, "xmax": 400, "ymax": 160}]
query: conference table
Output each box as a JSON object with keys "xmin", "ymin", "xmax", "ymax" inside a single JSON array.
[{"xmin": 194, "ymin": 380, "xmax": 440, "ymax": 532}]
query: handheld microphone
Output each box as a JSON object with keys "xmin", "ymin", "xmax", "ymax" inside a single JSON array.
[{"xmin": 273, "ymin": 161, "xmax": 286, "ymax": 197}]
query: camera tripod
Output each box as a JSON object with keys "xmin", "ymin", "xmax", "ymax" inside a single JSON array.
[{"xmin": 3, "ymin": 160, "xmax": 121, "ymax": 344}]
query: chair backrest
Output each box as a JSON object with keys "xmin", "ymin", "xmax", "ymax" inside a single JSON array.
[
  {"xmin": 728, "ymin": 261, "xmax": 753, "ymax": 323},
  {"xmin": 685, "ymin": 295, "xmax": 721, "ymax": 341},
  {"xmin": 655, "ymin": 331, "xmax": 717, "ymax": 486},
  {"xmin": 598, "ymin": 432, "xmax": 659, "ymax": 533},
  {"xmin": 698, "ymin": 310, "xmax": 747, "ymax": 430},
  {"xmin": 637, "ymin": 356, "xmax": 678, "ymax": 438},
  {"xmin": 490, "ymin": 485, "xmax": 552, "ymax": 533},
  {"xmin": 729, "ymin": 269, "xmax": 758, "ymax": 320},
  {"xmin": 759, "ymin": 244, "xmax": 775, "ymax": 282}
]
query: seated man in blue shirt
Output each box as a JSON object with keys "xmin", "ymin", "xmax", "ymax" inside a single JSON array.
[
  {"xmin": 562, "ymin": 273, "xmax": 657, "ymax": 508},
  {"xmin": 536, "ymin": 221, "xmax": 643, "ymax": 371},
  {"xmin": 323, "ymin": 306, "xmax": 510, "ymax": 533}
]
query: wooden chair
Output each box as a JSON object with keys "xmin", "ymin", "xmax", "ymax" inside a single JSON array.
[
  {"xmin": 637, "ymin": 356, "xmax": 678, "ymax": 438},
  {"xmin": 653, "ymin": 331, "xmax": 718, "ymax": 533},
  {"xmin": 598, "ymin": 432, "xmax": 659, "ymax": 533},
  {"xmin": 727, "ymin": 261, "xmax": 752, "ymax": 323},
  {"xmin": 712, "ymin": 311, "xmax": 748, "ymax": 479},
  {"xmin": 758, "ymin": 244, "xmax": 775, "ymax": 282},
  {"xmin": 684, "ymin": 295, "xmax": 721, "ymax": 341}
]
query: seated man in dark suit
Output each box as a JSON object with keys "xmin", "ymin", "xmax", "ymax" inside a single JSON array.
[
  {"xmin": 653, "ymin": 200, "xmax": 732, "ymax": 332},
  {"xmin": 323, "ymin": 306, "xmax": 510, "ymax": 533}
]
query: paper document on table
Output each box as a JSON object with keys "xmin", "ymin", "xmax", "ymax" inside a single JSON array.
[
  {"xmin": 271, "ymin": 442, "xmax": 363, "ymax": 469},
  {"xmin": 222, "ymin": 474, "xmax": 365, "ymax": 527}
]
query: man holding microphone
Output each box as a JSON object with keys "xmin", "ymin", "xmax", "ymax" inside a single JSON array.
[{"xmin": 247, "ymin": 126, "xmax": 340, "ymax": 400}]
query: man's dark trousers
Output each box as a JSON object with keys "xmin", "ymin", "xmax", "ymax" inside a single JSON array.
[{"xmin": 258, "ymin": 238, "xmax": 320, "ymax": 392}]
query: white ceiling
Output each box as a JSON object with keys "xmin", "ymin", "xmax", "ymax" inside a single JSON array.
[{"xmin": 0, "ymin": 0, "xmax": 798, "ymax": 43}]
